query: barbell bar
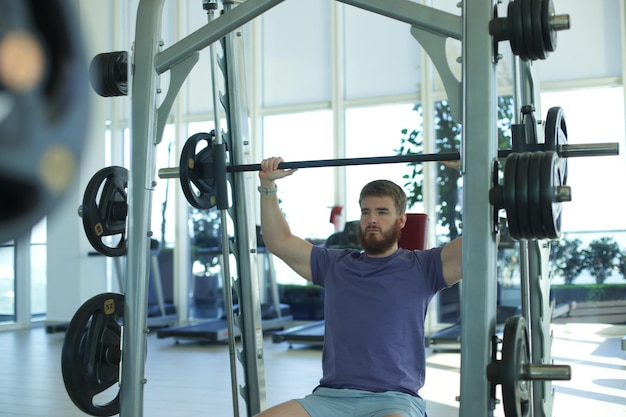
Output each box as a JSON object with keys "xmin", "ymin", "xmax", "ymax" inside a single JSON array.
[{"xmin": 157, "ymin": 142, "xmax": 618, "ymax": 179}]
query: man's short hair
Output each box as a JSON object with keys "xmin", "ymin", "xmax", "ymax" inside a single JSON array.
[{"xmin": 359, "ymin": 180, "xmax": 407, "ymax": 215}]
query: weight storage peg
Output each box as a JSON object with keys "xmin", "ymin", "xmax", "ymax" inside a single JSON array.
[
  {"xmin": 489, "ymin": 0, "xmax": 570, "ymax": 61},
  {"xmin": 487, "ymin": 316, "xmax": 571, "ymax": 417}
]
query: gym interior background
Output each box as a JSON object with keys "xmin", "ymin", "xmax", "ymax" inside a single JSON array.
[{"xmin": 1, "ymin": 0, "xmax": 625, "ymax": 416}]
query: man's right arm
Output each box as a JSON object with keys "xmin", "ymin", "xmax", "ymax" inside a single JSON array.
[{"xmin": 259, "ymin": 157, "xmax": 314, "ymax": 281}]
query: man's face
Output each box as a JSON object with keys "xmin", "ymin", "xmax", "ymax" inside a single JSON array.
[{"xmin": 357, "ymin": 196, "xmax": 406, "ymax": 255}]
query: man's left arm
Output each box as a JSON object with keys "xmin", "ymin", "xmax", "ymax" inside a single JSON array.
[{"xmin": 441, "ymin": 237, "xmax": 462, "ymax": 286}]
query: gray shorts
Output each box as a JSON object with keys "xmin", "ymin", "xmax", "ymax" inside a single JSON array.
[{"xmin": 296, "ymin": 387, "xmax": 426, "ymax": 417}]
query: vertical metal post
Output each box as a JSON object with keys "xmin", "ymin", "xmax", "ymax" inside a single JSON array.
[
  {"xmin": 121, "ymin": 1, "xmax": 165, "ymax": 416},
  {"xmin": 459, "ymin": 1, "xmax": 498, "ymax": 417},
  {"xmin": 206, "ymin": 2, "xmax": 241, "ymax": 415},
  {"xmin": 621, "ymin": 0, "xmax": 626, "ymax": 162},
  {"xmin": 528, "ymin": 240, "xmax": 553, "ymax": 417},
  {"xmin": 515, "ymin": 57, "xmax": 540, "ymax": 417},
  {"xmin": 222, "ymin": 2, "xmax": 267, "ymax": 414}
]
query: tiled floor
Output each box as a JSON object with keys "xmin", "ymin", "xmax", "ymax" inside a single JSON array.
[{"xmin": 0, "ymin": 323, "xmax": 624, "ymax": 416}]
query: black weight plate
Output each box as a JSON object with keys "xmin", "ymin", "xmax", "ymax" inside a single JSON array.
[
  {"xmin": 179, "ymin": 132, "xmax": 217, "ymax": 210},
  {"xmin": 501, "ymin": 315, "xmax": 531, "ymax": 417},
  {"xmin": 511, "ymin": 0, "xmax": 528, "ymax": 60},
  {"xmin": 541, "ymin": 0, "xmax": 557, "ymax": 52},
  {"xmin": 544, "ymin": 106, "xmax": 567, "ymax": 151},
  {"xmin": 507, "ymin": 2, "xmax": 521, "ymax": 56},
  {"xmin": 503, "ymin": 154, "xmax": 522, "ymax": 240},
  {"xmin": 81, "ymin": 166, "xmax": 128, "ymax": 257},
  {"xmin": 531, "ymin": 0, "xmax": 547, "ymax": 59},
  {"xmin": 544, "ymin": 106, "xmax": 568, "ymax": 184},
  {"xmin": 521, "ymin": 0, "xmax": 538, "ymax": 61},
  {"xmin": 527, "ymin": 152, "xmax": 545, "ymax": 239},
  {"xmin": 540, "ymin": 151, "xmax": 563, "ymax": 239},
  {"xmin": 0, "ymin": 0, "xmax": 89, "ymax": 244},
  {"xmin": 515, "ymin": 153, "xmax": 533, "ymax": 239},
  {"xmin": 62, "ymin": 292, "xmax": 123, "ymax": 417}
]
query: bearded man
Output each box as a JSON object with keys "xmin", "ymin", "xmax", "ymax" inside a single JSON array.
[{"xmin": 256, "ymin": 157, "xmax": 462, "ymax": 417}]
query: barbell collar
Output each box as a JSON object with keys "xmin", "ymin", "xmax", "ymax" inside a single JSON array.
[
  {"xmin": 159, "ymin": 167, "xmax": 180, "ymax": 179},
  {"xmin": 522, "ymin": 364, "xmax": 571, "ymax": 381},
  {"xmin": 557, "ymin": 142, "xmax": 619, "ymax": 158},
  {"xmin": 555, "ymin": 185, "xmax": 571, "ymax": 203},
  {"xmin": 551, "ymin": 14, "xmax": 570, "ymax": 32}
]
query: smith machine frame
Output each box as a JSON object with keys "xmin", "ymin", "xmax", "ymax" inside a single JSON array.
[{"xmin": 121, "ymin": 1, "xmax": 549, "ymax": 416}]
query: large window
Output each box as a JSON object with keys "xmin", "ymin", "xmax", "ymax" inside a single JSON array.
[
  {"xmin": 345, "ymin": 104, "xmax": 425, "ymax": 220},
  {"xmin": 492, "ymin": 87, "xmax": 626, "ymax": 326},
  {"xmin": 0, "ymin": 217, "xmax": 46, "ymax": 324},
  {"xmin": 540, "ymin": 87, "xmax": 626, "ymax": 325},
  {"xmin": 263, "ymin": 110, "xmax": 334, "ymax": 284},
  {"xmin": 0, "ymin": 241, "xmax": 14, "ymax": 323},
  {"xmin": 30, "ymin": 219, "xmax": 47, "ymax": 319},
  {"xmin": 263, "ymin": 110, "xmax": 335, "ymax": 240},
  {"xmin": 541, "ymin": 87, "xmax": 626, "ymax": 232}
]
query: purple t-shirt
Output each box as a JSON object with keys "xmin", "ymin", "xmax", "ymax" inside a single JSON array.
[{"xmin": 311, "ymin": 245, "xmax": 448, "ymax": 397}]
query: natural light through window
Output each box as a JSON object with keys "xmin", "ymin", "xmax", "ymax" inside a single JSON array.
[
  {"xmin": 541, "ymin": 87, "xmax": 626, "ymax": 232},
  {"xmin": 345, "ymin": 104, "xmax": 424, "ymax": 220},
  {"xmin": 263, "ymin": 110, "xmax": 334, "ymax": 285}
]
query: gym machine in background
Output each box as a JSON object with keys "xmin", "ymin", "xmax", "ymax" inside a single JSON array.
[{"xmin": 56, "ymin": 1, "xmax": 621, "ymax": 417}]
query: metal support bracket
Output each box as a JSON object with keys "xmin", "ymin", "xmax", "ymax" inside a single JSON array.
[
  {"xmin": 155, "ymin": 53, "xmax": 199, "ymax": 145},
  {"xmin": 410, "ymin": 26, "xmax": 463, "ymax": 122}
]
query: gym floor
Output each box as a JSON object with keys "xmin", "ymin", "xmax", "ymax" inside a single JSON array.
[{"xmin": 0, "ymin": 323, "xmax": 624, "ymax": 417}]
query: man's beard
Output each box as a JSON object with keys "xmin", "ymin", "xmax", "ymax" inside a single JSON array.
[{"xmin": 357, "ymin": 219, "xmax": 403, "ymax": 255}]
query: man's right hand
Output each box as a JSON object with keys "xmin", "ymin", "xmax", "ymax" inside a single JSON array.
[{"xmin": 259, "ymin": 156, "xmax": 298, "ymax": 185}]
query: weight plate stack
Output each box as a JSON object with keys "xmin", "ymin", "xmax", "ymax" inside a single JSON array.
[
  {"xmin": 502, "ymin": 150, "xmax": 566, "ymax": 241},
  {"xmin": 89, "ymin": 51, "xmax": 128, "ymax": 97}
]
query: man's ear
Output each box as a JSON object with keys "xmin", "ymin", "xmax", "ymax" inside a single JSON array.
[{"xmin": 399, "ymin": 213, "xmax": 407, "ymax": 229}]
